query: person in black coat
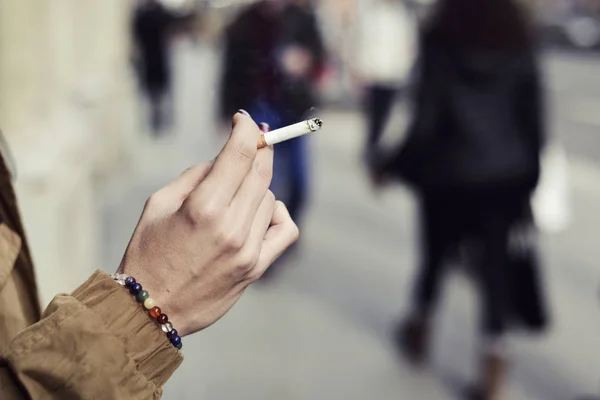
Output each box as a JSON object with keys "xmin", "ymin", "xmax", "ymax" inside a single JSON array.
[
  {"xmin": 132, "ymin": 0, "xmax": 194, "ymax": 133},
  {"xmin": 219, "ymin": 0, "xmax": 325, "ymax": 228},
  {"xmin": 373, "ymin": 0, "xmax": 546, "ymax": 398}
]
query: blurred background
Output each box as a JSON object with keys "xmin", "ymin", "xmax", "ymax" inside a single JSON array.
[{"xmin": 1, "ymin": 0, "xmax": 600, "ymax": 398}]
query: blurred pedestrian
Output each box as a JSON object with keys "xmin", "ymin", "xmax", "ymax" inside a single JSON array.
[
  {"xmin": 219, "ymin": 0, "xmax": 326, "ymax": 229},
  {"xmin": 351, "ymin": 0, "xmax": 417, "ymax": 163},
  {"xmin": 132, "ymin": 0, "xmax": 195, "ymax": 134},
  {"xmin": 372, "ymin": 0, "xmax": 547, "ymax": 398}
]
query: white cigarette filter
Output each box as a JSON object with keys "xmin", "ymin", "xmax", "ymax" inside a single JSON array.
[{"xmin": 257, "ymin": 118, "xmax": 323, "ymax": 149}]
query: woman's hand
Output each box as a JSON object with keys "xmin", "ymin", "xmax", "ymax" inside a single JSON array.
[{"xmin": 118, "ymin": 113, "xmax": 299, "ymax": 337}]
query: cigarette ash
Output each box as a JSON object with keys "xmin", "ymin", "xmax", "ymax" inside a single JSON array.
[{"xmin": 307, "ymin": 118, "xmax": 323, "ymax": 131}]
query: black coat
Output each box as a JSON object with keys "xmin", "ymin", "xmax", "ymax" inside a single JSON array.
[
  {"xmin": 385, "ymin": 41, "xmax": 544, "ymax": 191},
  {"xmin": 219, "ymin": 2, "xmax": 325, "ymax": 121}
]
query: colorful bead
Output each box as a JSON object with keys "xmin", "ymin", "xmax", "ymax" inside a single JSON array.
[
  {"xmin": 149, "ymin": 306, "xmax": 161, "ymax": 318},
  {"xmin": 130, "ymin": 283, "xmax": 142, "ymax": 295},
  {"xmin": 136, "ymin": 290, "xmax": 149, "ymax": 303},
  {"xmin": 143, "ymin": 297, "xmax": 156, "ymax": 310},
  {"xmin": 112, "ymin": 274, "xmax": 182, "ymax": 350},
  {"xmin": 170, "ymin": 335, "xmax": 182, "ymax": 347},
  {"xmin": 167, "ymin": 329, "xmax": 178, "ymax": 340},
  {"xmin": 116, "ymin": 274, "xmax": 128, "ymax": 285},
  {"xmin": 157, "ymin": 314, "xmax": 168, "ymax": 324},
  {"xmin": 125, "ymin": 276, "xmax": 136, "ymax": 288}
]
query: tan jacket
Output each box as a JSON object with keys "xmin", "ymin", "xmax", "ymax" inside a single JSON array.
[{"xmin": 0, "ymin": 156, "xmax": 183, "ymax": 399}]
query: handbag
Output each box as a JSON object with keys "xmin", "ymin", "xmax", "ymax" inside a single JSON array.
[
  {"xmin": 505, "ymin": 205, "xmax": 550, "ymax": 332},
  {"xmin": 532, "ymin": 143, "xmax": 572, "ymax": 234}
]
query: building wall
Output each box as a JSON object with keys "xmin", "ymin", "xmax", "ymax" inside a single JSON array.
[{"xmin": 0, "ymin": 0, "xmax": 139, "ymax": 306}]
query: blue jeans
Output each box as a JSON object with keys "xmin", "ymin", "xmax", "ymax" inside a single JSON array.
[{"xmin": 247, "ymin": 101, "xmax": 309, "ymax": 223}]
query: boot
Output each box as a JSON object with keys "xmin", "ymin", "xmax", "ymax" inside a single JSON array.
[
  {"xmin": 469, "ymin": 352, "xmax": 508, "ymax": 400},
  {"xmin": 394, "ymin": 317, "xmax": 429, "ymax": 365}
]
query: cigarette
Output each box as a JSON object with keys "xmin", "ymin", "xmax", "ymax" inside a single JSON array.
[{"xmin": 257, "ymin": 118, "xmax": 323, "ymax": 149}]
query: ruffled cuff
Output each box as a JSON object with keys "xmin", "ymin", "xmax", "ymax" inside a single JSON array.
[
  {"xmin": 71, "ymin": 270, "xmax": 183, "ymax": 387},
  {"xmin": 3, "ymin": 270, "xmax": 183, "ymax": 399}
]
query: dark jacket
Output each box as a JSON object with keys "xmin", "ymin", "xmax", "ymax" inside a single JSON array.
[
  {"xmin": 219, "ymin": 2, "xmax": 325, "ymax": 121},
  {"xmin": 386, "ymin": 41, "xmax": 544, "ymax": 191}
]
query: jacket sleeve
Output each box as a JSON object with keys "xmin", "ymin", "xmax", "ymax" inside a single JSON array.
[{"xmin": 0, "ymin": 270, "xmax": 183, "ymax": 399}]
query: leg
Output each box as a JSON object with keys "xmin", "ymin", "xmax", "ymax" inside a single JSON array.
[
  {"xmin": 471, "ymin": 205, "xmax": 513, "ymax": 400},
  {"xmin": 162, "ymin": 84, "xmax": 174, "ymax": 131},
  {"xmin": 148, "ymin": 86, "xmax": 164, "ymax": 133},
  {"xmin": 287, "ymin": 136, "xmax": 309, "ymax": 225},
  {"xmin": 397, "ymin": 195, "xmax": 451, "ymax": 364},
  {"xmin": 366, "ymin": 85, "xmax": 397, "ymax": 148},
  {"xmin": 411, "ymin": 197, "xmax": 450, "ymax": 315},
  {"xmin": 271, "ymin": 139, "xmax": 292, "ymax": 205},
  {"xmin": 478, "ymin": 212, "xmax": 512, "ymax": 340}
]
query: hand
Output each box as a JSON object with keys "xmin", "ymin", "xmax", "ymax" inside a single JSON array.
[
  {"xmin": 281, "ymin": 45, "xmax": 313, "ymax": 78},
  {"xmin": 118, "ymin": 113, "xmax": 299, "ymax": 337}
]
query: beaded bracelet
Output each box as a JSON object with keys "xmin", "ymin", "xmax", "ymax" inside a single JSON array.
[{"xmin": 110, "ymin": 273, "xmax": 182, "ymax": 350}]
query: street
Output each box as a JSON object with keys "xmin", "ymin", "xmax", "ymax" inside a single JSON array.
[{"xmin": 97, "ymin": 41, "xmax": 600, "ymax": 399}]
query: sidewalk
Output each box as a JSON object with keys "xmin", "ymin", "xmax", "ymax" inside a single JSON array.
[{"xmin": 97, "ymin": 42, "xmax": 600, "ymax": 400}]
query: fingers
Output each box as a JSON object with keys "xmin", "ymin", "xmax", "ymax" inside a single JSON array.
[
  {"xmin": 230, "ymin": 127, "xmax": 274, "ymax": 234},
  {"xmin": 238, "ymin": 191, "xmax": 276, "ymax": 280},
  {"xmin": 144, "ymin": 163, "xmax": 213, "ymax": 218},
  {"xmin": 190, "ymin": 112, "xmax": 260, "ymax": 205},
  {"xmin": 167, "ymin": 163, "xmax": 213, "ymax": 204},
  {"xmin": 254, "ymin": 201, "xmax": 299, "ymax": 276}
]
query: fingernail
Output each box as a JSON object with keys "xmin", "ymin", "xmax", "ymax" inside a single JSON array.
[
  {"xmin": 259, "ymin": 122, "xmax": 270, "ymax": 133},
  {"xmin": 237, "ymin": 109, "xmax": 250, "ymax": 117}
]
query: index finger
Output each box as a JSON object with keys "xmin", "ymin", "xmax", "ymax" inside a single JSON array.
[{"xmin": 191, "ymin": 112, "xmax": 260, "ymax": 204}]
